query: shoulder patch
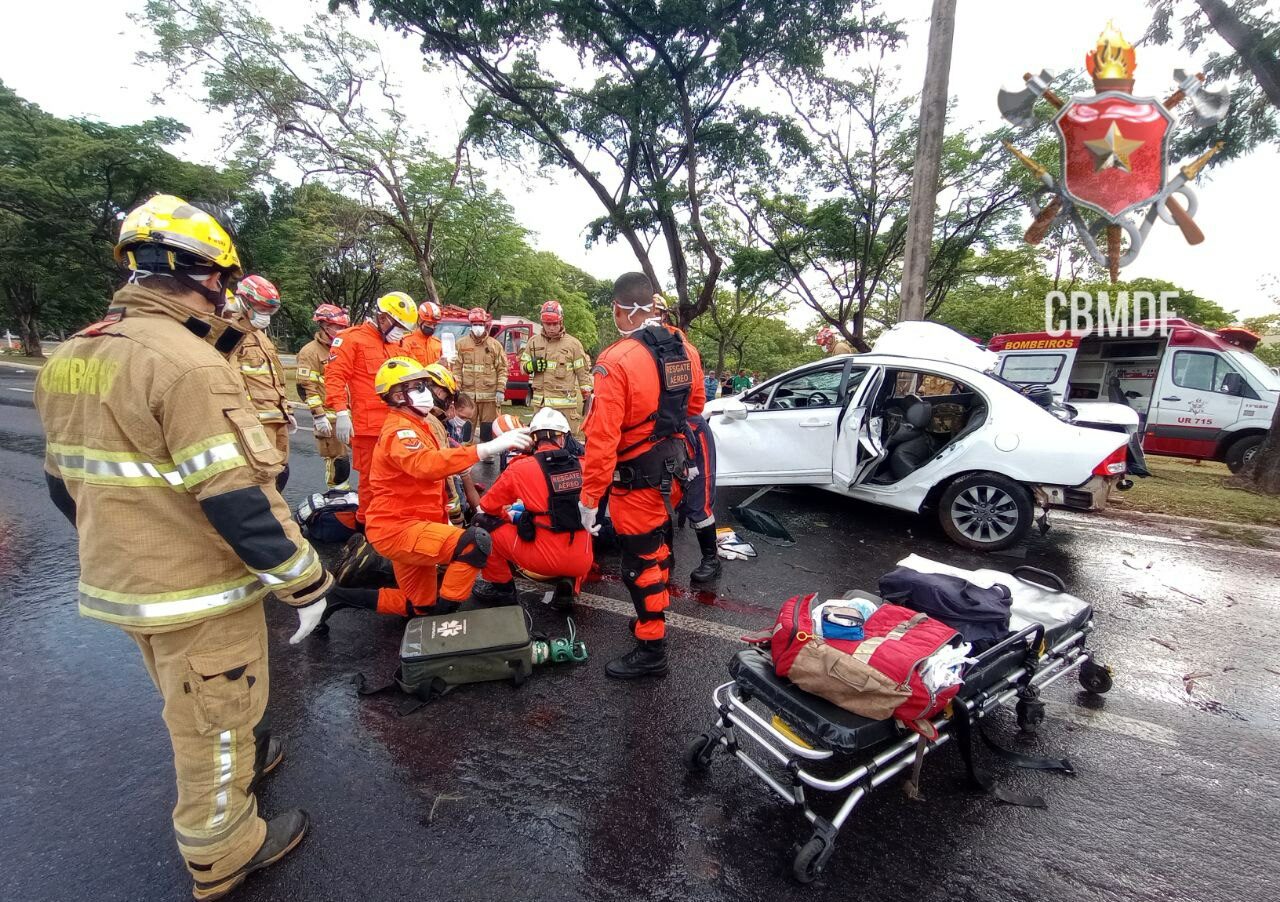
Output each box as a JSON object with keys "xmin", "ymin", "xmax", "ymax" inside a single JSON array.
[
  {"xmin": 331, "ymin": 336, "xmax": 343, "ymax": 348},
  {"xmin": 396, "ymin": 429, "xmax": 417, "ymax": 439},
  {"xmin": 75, "ymin": 307, "xmax": 126, "ymax": 337},
  {"xmin": 592, "ymin": 364, "xmax": 609, "ymax": 378}
]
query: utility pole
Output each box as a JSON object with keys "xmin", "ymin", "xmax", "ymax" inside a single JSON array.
[{"xmin": 898, "ymin": 0, "xmax": 957, "ymax": 322}]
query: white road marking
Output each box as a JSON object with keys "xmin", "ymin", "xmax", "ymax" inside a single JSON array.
[{"xmin": 6, "ymin": 387, "xmax": 33, "ymax": 393}]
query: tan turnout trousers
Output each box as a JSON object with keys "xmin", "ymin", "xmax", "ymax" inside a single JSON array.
[{"xmin": 127, "ymin": 601, "xmax": 270, "ymax": 882}]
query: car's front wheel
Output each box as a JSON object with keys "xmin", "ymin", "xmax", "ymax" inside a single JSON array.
[{"xmin": 938, "ymin": 472, "xmax": 1033, "ymax": 552}]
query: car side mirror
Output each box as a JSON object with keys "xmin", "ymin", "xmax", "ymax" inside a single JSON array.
[
  {"xmin": 1220, "ymin": 372, "xmax": 1245, "ymax": 396},
  {"xmin": 722, "ymin": 403, "xmax": 748, "ymax": 422}
]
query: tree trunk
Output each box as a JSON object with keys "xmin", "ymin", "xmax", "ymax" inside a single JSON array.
[
  {"xmin": 17, "ymin": 312, "xmax": 43, "ymax": 359},
  {"xmin": 1195, "ymin": 0, "xmax": 1280, "ymax": 110},
  {"xmin": 1233, "ymin": 403, "xmax": 1280, "ymax": 495},
  {"xmin": 897, "ymin": 0, "xmax": 957, "ymax": 322}
]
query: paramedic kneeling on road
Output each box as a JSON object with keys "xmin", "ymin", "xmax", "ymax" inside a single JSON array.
[
  {"xmin": 580, "ymin": 273, "xmax": 705, "ymax": 679},
  {"xmin": 321, "ymin": 359, "xmax": 533, "ymax": 623},
  {"xmin": 469, "ymin": 408, "xmax": 594, "ymax": 608}
]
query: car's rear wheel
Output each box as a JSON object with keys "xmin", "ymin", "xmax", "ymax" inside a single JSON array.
[
  {"xmin": 1224, "ymin": 434, "xmax": 1263, "ymax": 474},
  {"xmin": 938, "ymin": 472, "xmax": 1033, "ymax": 552}
]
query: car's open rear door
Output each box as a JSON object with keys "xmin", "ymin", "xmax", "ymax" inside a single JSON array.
[{"xmin": 833, "ymin": 368, "xmax": 883, "ymax": 489}]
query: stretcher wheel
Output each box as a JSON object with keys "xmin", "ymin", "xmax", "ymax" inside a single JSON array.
[
  {"xmin": 1079, "ymin": 660, "xmax": 1114, "ymax": 694},
  {"xmin": 792, "ymin": 835, "xmax": 829, "ymax": 884},
  {"xmin": 683, "ymin": 733, "xmax": 717, "ymax": 773}
]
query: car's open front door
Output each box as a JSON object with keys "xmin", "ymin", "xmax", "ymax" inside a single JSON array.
[{"xmin": 833, "ymin": 367, "xmax": 882, "ymax": 489}]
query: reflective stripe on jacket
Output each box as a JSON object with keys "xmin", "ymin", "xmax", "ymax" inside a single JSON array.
[
  {"xmin": 520, "ymin": 332, "xmax": 592, "ymax": 406},
  {"xmin": 35, "ymin": 283, "xmax": 326, "ymax": 630}
]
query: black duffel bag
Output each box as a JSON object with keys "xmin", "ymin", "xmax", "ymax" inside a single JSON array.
[{"xmin": 877, "ymin": 566, "xmax": 1012, "ymax": 648}]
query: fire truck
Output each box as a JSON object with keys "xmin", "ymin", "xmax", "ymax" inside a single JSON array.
[
  {"xmin": 990, "ymin": 320, "xmax": 1278, "ymax": 472},
  {"xmin": 435, "ymin": 305, "xmax": 534, "ymax": 404}
]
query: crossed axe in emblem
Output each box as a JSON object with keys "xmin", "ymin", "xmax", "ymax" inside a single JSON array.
[{"xmin": 998, "ymin": 69, "xmax": 1228, "ymax": 279}]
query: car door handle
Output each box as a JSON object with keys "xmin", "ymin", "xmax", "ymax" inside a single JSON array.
[
  {"xmin": 799, "ymin": 419, "xmax": 832, "ymax": 428},
  {"xmin": 1161, "ymin": 396, "xmax": 1181, "ymax": 402}
]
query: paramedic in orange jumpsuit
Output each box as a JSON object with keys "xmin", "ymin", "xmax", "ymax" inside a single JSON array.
[
  {"xmin": 401, "ymin": 300, "xmax": 443, "ymax": 365},
  {"xmin": 469, "ymin": 407, "xmax": 594, "ymax": 609},
  {"xmin": 579, "ymin": 273, "xmax": 704, "ymax": 679},
  {"xmin": 326, "ymin": 359, "xmax": 533, "ymax": 620},
  {"xmin": 324, "ymin": 291, "xmax": 417, "ymax": 524}
]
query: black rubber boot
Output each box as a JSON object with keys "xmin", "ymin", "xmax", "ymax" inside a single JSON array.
[
  {"xmin": 605, "ymin": 638, "xmax": 668, "ymax": 679},
  {"xmin": 191, "ymin": 809, "xmax": 309, "ymax": 901},
  {"xmin": 549, "ymin": 579, "xmax": 575, "ymax": 613},
  {"xmin": 689, "ymin": 525, "xmax": 722, "ymax": 583},
  {"xmin": 470, "ymin": 579, "xmax": 518, "ymax": 606},
  {"xmin": 316, "ymin": 586, "xmax": 378, "ymax": 633},
  {"xmin": 247, "ymin": 735, "xmax": 284, "ymax": 794}
]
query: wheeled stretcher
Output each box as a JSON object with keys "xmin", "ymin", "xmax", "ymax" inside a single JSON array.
[{"xmin": 683, "ymin": 557, "xmax": 1114, "ymax": 884}]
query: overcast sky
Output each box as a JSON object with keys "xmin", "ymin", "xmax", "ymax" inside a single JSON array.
[{"xmin": 2, "ymin": 0, "xmax": 1276, "ymax": 319}]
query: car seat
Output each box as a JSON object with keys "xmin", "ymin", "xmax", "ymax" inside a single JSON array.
[{"xmin": 885, "ymin": 395, "xmax": 936, "ymax": 480}]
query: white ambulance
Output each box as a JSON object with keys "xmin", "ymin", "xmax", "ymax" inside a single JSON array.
[{"xmin": 990, "ymin": 320, "xmax": 1278, "ymax": 472}]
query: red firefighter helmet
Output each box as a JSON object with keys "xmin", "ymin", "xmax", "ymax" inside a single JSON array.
[
  {"xmin": 540, "ymin": 300, "xmax": 564, "ymax": 324},
  {"xmin": 418, "ymin": 301, "xmax": 442, "ymax": 325},
  {"xmin": 815, "ymin": 325, "xmax": 835, "ymax": 348},
  {"xmin": 235, "ymin": 274, "xmax": 281, "ymax": 313},
  {"xmin": 313, "ymin": 303, "xmax": 350, "ymax": 327},
  {"xmin": 468, "ymin": 306, "xmax": 490, "ymax": 325}
]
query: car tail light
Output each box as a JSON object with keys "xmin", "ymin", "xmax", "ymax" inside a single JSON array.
[{"xmin": 1093, "ymin": 445, "xmax": 1127, "ymax": 477}]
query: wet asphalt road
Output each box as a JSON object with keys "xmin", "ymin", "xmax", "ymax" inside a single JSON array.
[{"xmin": 2, "ymin": 363, "xmax": 1279, "ymax": 902}]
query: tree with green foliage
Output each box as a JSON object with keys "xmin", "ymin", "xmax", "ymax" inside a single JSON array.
[
  {"xmin": 1145, "ymin": 0, "xmax": 1279, "ymax": 163},
  {"xmin": 0, "ymin": 81, "xmax": 238, "ymax": 357},
  {"xmin": 344, "ymin": 0, "xmax": 900, "ymax": 328},
  {"xmin": 729, "ymin": 65, "xmax": 1022, "ymax": 349},
  {"xmin": 142, "ymin": 0, "xmax": 472, "ymax": 305}
]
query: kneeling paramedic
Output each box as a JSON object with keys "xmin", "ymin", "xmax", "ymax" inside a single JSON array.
[
  {"xmin": 321, "ymin": 359, "xmax": 532, "ymax": 623},
  {"xmin": 580, "ymin": 274, "xmax": 705, "ymax": 679},
  {"xmin": 470, "ymin": 408, "xmax": 594, "ymax": 607},
  {"xmin": 33, "ymin": 194, "xmax": 362, "ymax": 900}
]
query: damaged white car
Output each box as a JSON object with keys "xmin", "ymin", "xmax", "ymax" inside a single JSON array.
[{"xmin": 704, "ymin": 323, "xmax": 1137, "ymax": 551}]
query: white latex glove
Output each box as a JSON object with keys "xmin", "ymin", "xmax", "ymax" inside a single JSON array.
[
  {"xmin": 287, "ymin": 411, "xmax": 299, "ymax": 434},
  {"xmin": 579, "ymin": 502, "xmax": 601, "ymax": 536},
  {"xmin": 289, "ymin": 599, "xmax": 327, "ymax": 645},
  {"xmin": 494, "ymin": 392, "xmax": 505, "ymax": 408},
  {"xmin": 334, "ymin": 410, "xmax": 354, "ymax": 445},
  {"xmin": 477, "ymin": 427, "xmax": 533, "ymax": 461},
  {"xmin": 312, "ymin": 412, "xmax": 333, "ymax": 438}
]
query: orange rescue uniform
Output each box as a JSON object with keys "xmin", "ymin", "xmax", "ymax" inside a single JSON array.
[
  {"xmin": 401, "ymin": 330, "xmax": 442, "ymax": 367},
  {"xmin": 323, "ymin": 321, "xmax": 404, "ymax": 520},
  {"xmin": 364, "ymin": 408, "xmax": 482, "ymax": 614},
  {"xmin": 582, "ymin": 325, "xmax": 705, "ymax": 640},
  {"xmin": 478, "ymin": 447, "xmax": 594, "ymax": 588}
]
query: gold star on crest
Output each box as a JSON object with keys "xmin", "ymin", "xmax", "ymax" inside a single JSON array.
[{"xmin": 1084, "ymin": 122, "xmax": 1144, "ymax": 172}]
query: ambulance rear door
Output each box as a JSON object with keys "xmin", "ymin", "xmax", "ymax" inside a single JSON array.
[{"xmin": 994, "ymin": 338, "xmax": 1077, "ymax": 399}]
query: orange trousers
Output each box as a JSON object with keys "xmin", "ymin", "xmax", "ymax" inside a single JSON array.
[
  {"xmin": 367, "ymin": 520, "xmax": 479, "ymax": 616},
  {"xmin": 481, "ymin": 521, "xmax": 594, "ymax": 590},
  {"xmin": 350, "ymin": 434, "xmax": 378, "ymax": 524},
  {"xmin": 610, "ymin": 484, "xmax": 681, "ymax": 641}
]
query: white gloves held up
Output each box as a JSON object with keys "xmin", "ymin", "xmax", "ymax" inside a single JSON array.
[
  {"xmin": 334, "ymin": 410, "xmax": 354, "ymax": 445},
  {"xmin": 477, "ymin": 427, "xmax": 533, "ymax": 461}
]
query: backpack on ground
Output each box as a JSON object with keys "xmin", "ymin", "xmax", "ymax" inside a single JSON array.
[{"xmin": 294, "ymin": 489, "xmax": 360, "ymax": 544}]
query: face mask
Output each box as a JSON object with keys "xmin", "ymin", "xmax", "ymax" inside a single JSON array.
[
  {"xmin": 406, "ymin": 387, "xmax": 435, "ymax": 413},
  {"xmin": 471, "ymin": 325, "xmax": 487, "ymax": 338},
  {"xmin": 250, "ymin": 311, "xmax": 273, "ymax": 330},
  {"xmin": 421, "ymin": 325, "xmax": 435, "ymax": 337},
  {"xmin": 386, "ymin": 325, "xmax": 409, "ymax": 343}
]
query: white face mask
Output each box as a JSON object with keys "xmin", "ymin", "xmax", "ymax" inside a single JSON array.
[
  {"xmin": 471, "ymin": 325, "xmax": 487, "ymax": 338},
  {"xmin": 406, "ymin": 387, "xmax": 435, "ymax": 413},
  {"xmin": 386, "ymin": 325, "xmax": 409, "ymax": 343},
  {"xmin": 249, "ymin": 311, "xmax": 273, "ymax": 330}
]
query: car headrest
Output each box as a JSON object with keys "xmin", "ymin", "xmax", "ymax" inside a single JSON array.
[{"xmin": 904, "ymin": 395, "xmax": 933, "ymax": 429}]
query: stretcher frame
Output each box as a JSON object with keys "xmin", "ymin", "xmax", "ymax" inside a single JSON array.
[{"xmin": 686, "ymin": 615, "xmax": 1110, "ymax": 883}]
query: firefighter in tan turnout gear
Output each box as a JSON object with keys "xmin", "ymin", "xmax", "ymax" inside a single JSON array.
[
  {"xmin": 520, "ymin": 299, "xmax": 593, "ymax": 436},
  {"xmin": 225, "ymin": 274, "xmax": 293, "ymax": 490},
  {"xmin": 451, "ymin": 306, "xmax": 508, "ymax": 443},
  {"xmin": 34, "ymin": 195, "xmax": 342, "ymax": 901},
  {"xmin": 295, "ymin": 303, "xmax": 352, "ymax": 489}
]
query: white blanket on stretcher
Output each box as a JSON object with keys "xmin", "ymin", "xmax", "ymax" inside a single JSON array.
[{"xmin": 895, "ymin": 554, "xmax": 1089, "ymax": 634}]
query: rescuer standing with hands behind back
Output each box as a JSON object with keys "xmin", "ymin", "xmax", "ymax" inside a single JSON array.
[{"xmin": 579, "ymin": 273, "xmax": 705, "ymax": 679}]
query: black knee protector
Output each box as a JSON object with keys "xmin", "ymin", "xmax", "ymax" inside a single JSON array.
[
  {"xmin": 332, "ymin": 456, "xmax": 351, "ymax": 486},
  {"xmin": 453, "ymin": 526, "xmax": 492, "ymax": 567}
]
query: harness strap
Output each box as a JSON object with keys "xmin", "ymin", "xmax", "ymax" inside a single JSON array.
[{"xmin": 951, "ymin": 703, "xmax": 1072, "ymax": 807}]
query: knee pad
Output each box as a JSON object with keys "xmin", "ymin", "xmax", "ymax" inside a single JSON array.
[
  {"xmin": 331, "ymin": 456, "xmax": 351, "ymax": 486},
  {"xmin": 452, "ymin": 526, "xmax": 492, "ymax": 567}
]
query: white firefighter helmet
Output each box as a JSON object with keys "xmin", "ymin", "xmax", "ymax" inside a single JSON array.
[{"xmin": 529, "ymin": 407, "xmax": 571, "ymax": 435}]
